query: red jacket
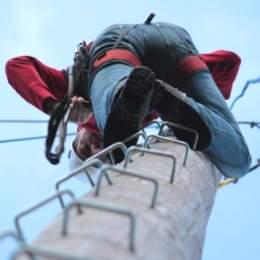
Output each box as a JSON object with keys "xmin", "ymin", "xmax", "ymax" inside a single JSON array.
[{"xmin": 5, "ymin": 50, "xmax": 241, "ymax": 132}]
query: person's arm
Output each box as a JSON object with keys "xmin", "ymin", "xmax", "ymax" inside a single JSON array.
[{"xmin": 5, "ymin": 56, "xmax": 68, "ymax": 114}]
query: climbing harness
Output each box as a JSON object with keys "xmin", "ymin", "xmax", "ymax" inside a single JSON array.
[
  {"xmin": 45, "ymin": 41, "xmax": 91, "ymax": 164},
  {"xmin": 45, "ymin": 66, "xmax": 74, "ymax": 164}
]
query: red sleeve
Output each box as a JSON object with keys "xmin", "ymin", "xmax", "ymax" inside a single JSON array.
[
  {"xmin": 5, "ymin": 56, "xmax": 68, "ymax": 112},
  {"xmin": 200, "ymin": 50, "xmax": 241, "ymax": 99}
]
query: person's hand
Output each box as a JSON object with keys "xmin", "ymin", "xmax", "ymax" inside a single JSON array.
[{"xmin": 68, "ymin": 96, "xmax": 92, "ymax": 124}]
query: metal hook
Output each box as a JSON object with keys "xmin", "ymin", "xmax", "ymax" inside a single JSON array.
[
  {"xmin": 14, "ymin": 190, "xmax": 78, "ymax": 243},
  {"xmin": 124, "ymin": 146, "xmax": 176, "ymax": 183},
  {"xmin": 159, "ymin": 121, "xmax": 199, "ymax": 150},
  {"xmin": 144, "ymin": 134, "xmax": 189, "ymax": 166},
  {"xmin": 55, "ymin": 159, "xmax": 104, "ymax": 208},
  {"xmin": 95, "ymin": 165, "xmax": 159, "ymax": 208},
  {"xmin": 61, "ymin": 200, "xmax": 136, "ymax": 253}
]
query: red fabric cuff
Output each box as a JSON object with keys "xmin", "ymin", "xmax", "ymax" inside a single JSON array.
[{"xmin": 200, "ymin": 50, "xmax": 241, "ymax": 99}]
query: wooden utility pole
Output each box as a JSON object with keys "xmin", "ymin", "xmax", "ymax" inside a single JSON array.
[{"xmin": 16, "ymin": 138, "xmax": 221, "ymax": 260}]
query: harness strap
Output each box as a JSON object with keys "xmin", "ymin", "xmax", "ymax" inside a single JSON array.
[
  {"xmin": 45, "ymin": 66, "xmax": 74, "ymax": 164},
  {"xmin": 93, "ymin": 50, "xmax": 208, "ymax": 86},
  {"xmin": 93, "ymin": 49, "xmax": 142, "ymax": 70},
  {"xmin": 168, "ymin": 55, "xmax": 209, "ymax": 85}
]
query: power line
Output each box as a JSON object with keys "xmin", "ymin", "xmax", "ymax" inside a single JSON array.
[
  {"xmin": 0, "ymin": 133, "xmax": 76, "ymax": 144},
  {"xmin": 0, "ymin": 119, "xmax": 48, "ymax": 124},
  {"xmin": 230, "ymin": 77, "xmax": 260, "ymax": 110},
  {"xmin": 238, "ymin": 121, "xmax": 260, "ymax": 129}
]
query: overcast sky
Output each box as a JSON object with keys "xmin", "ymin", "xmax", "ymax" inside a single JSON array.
[{"xmin": 0, "ymin": 1, "xmax": 259, "ymax": 259}]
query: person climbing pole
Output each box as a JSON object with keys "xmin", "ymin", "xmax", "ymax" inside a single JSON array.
[{"xmin": 5, "ymin": 14, "xmax": 251, "ymax": 179}]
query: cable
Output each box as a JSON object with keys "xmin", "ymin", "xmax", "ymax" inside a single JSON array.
[
  {"xmin": 0, "ymin": 133, "xmax": 76, "ymax": 144},
  {"xmin": 230, "ymin": 77, "xmax": 260, "ymax": 110},
  {"xmin": 0, "ymin": 119, "xmax": 48, "ymax": 123},
  {"xmin": 238, "ymin": 121, "xmax": 260, "ymax": 129}
]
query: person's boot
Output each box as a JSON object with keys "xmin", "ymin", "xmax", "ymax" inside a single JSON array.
[
  {"xmin": 151, "ymin": 79, "xmax": 211, "ymax": 150},
  {"xmin": 103, "ymin": 66, "xmax": 155, "ymax": 161}
]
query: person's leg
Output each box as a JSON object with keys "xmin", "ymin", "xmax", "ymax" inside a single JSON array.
[
  {"xmin": 89, "ymin": 63, "xmax": 155, "ymax": 152},
  {"xmin": 154, "ymin": 71, "xmax": 251, "ymax": 178},
  {"xmin": 183, "ymin": 71, "xmax": 251, "ymax": 178},
  {"xmin": 89, "ymin": 63, "xmax": 132, "ymax": 131}
]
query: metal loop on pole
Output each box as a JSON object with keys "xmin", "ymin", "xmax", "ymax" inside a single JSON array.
[
  {"xmin": 159, "ymin": 121, "xmax": 199, "ymax": 150},
  {"xmin": 124, "ymin": 146, "xmax": 176, "ymax": 184},
  {"xmin": 55, "ymin": 159, "xmax": 104, "ymax": 208},
  {"xmin": 87, "ymin": 142, "xmax": 128, "ymax": 166},
  {"xmin": 122, "ymin": 131, "xmax": 147, "ymax": 145},
  {"xmin": 61, "ymin": 200, "xmax": 136, "ymax": 252},
  {"xmin": 144, "ymin": 134, "xmax": 189, "ymax": 166},
  {"xmin": 11, "ymin": 245, "xmax": 89, "ymax": 260},
  {"xmin": 14, "ymin": 190, "xmax": 77, "ymax": 243},
  {"xmin": 95, "ymin": 165, "xmax": 159, "ymax": 208}
]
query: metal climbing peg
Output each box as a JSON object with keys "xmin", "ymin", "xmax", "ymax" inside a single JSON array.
[
  {"xmin": 159, "ymin": 121, "xmax": 199, "ymax": 150},
  {"xmin": 124, "ymin": 146, "xmax": 176, "ymax": 183},
  {"xmin": 55, "ymin": 159, "xmax": 106, "ymax": 208},
  {"xmin": 95, "ymin": 165, "xmax": 159, "ymax": 208},
  {"xmin": 61, "ymin": 200, "xmax": 136, "ymax": 253},
  {"xmin": 14, "ymin": 190, "xmax": 78, "ymax": 243},
  {"xmin": 144, "ymin": 134, "xmax": 189, "ymax": 166}
]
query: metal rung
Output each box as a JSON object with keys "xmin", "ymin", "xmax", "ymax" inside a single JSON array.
[
  {"xmin": 86, "ymin": 142, "xmax": 128, "ymax": 166},
  {"xmin": 11, "ymin": 245, "xmax": 89, "ymax": 260},
  {"xmin": 124, "ymin": 146, "xmax": 176, "ymax": 183},
  {"xmin": 144, "ymin": 134, "xmax": 189, "ymax": 166},
  {"xmin": 61, "ymin": 200, "xmax": 136, "ymax": 253},
  {"xmin": 159, "ymin": 121, "xmax": 199, "ymax": 150},
  {"xmin": 122, "ymin": 131, "xmax": 147, "ymax": 145},
  {"xmin": 14, "ymin": 190, "xmax": 78, "ymax": 243},
  {"xmin": 95, "ymin": 165, "xmax": 159, "ymax": 208},
  {"xmin": 55, "ymin": 159, "xmax": 106, "ymax": 209}
]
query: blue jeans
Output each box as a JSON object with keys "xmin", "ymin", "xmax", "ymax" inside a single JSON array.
[
  {"xmin": 183, "ymin": 71, "xmax": 251, "ymax": 178},
  {"xmin": 89, "ymin": 63, "xmax": 251, "ymax": 179}
]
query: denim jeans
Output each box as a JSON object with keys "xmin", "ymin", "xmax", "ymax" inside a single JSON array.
[
  {"xmin": 90, "ymin": 63, "xmax": 133, "ymax": 131},
  {"xmin": 89, "ymin": 63, "xmax": 251, "ymax": 179},
  {"xmin": 182, "ymin": 71, "xmax": 251, "ymax": 178}
]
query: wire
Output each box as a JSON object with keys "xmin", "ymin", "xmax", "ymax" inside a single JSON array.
[
  {"xmin": 0, "ymin": 133, "xmax": 76, "ymax": 144},
  {"xmin": 230, "ymin": 77, "xmax": 260, "ymax": 110},
  {"xmin": 248, "ymin": 162, "xmax": 260, "ymax": 173},
  {"xmin": 0, "ymin": 119, "xmax": 73, "ymax": 124},
  {"xmin": 0, "ymin": 119, "xmax": 48, "ymax": 123},
  {"xmin": 238, "ymin": 121, "xmax": 260, "ymax": 129}
]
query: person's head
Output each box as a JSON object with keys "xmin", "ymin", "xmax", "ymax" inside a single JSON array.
[
  {"xmin": 68, "ymin": 116, "xmax": 102, "ymax": 171},
  {"xmin": 73, "ymin": 127, "xmax": 102, "ymax": 160}
]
